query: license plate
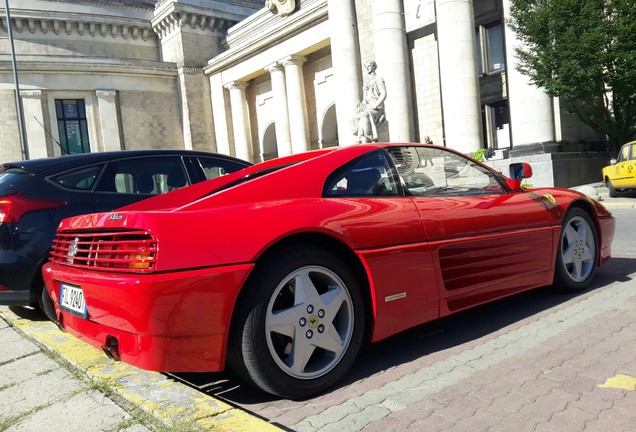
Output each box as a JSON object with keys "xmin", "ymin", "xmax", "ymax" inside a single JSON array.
[{"xmin": 59, "ymin": 283, "xmax": 88, "ymax": 319}]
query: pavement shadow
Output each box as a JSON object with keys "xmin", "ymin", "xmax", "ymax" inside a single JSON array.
[
  {"xmin": 8, "ymin": 305, "xmax": 49, "ymax": 322},
  {"xmin": 612, "ymin": 190, "xmax": 636, "ymax": 199},
  {"xmin": 168, "ymin": 256, "xmax": 635, "ymax": 404}
]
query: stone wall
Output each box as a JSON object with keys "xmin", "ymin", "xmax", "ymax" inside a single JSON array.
[
  {"xmin": 355, "ymin": 0, "xmax": 374, "ymax": 65},
  {"xmin": 485, "ymin": 151, "xmax": 612, "ymax": 188},
  {"xmin": 118, "ymin": 89, "xmax": 184, "ymax": 150},
  {"xmin": 0, "ymin": 91, "xmax": 21, "ymax": 162},
  {"xmin": 410, "ymin": 29, "xmax": 443, "ymax": 145},
  {"xmin": 5, "ymin": 33, "xmax": 160, "ymax": 61}
]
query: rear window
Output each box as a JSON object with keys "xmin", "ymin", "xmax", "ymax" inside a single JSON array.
[
  {"xmin": 201, "ymin": 162, "xmax": 296, "ymax": 198},
  {"xmin": 195, "ymin": 156, "xmax": 248, "ymax": 180},
  {"xmin": 50, "ymin": 165, "xmax": 103, "ymax": 191}
]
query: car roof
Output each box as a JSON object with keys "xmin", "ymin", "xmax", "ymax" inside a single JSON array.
[{"xmin": 1, "ymin": 150, "xmax": 249, "ymax": 175}]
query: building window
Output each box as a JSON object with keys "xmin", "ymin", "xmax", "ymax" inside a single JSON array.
[
  {"xmin": 55, "ymin": 99, "xmax": 90, "ymax": 154},
  {"xmin": 476, "ymin": 22, "xmax": 506, "ymax": 75},
  {"xmin": 482, "ymin": 102, "xmax": 510, "ymax": 150}
]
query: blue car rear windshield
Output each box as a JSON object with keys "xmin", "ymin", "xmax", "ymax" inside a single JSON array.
[{"xmin": 203, "ymin": 161, "xmax": 297, "ymax": 198}]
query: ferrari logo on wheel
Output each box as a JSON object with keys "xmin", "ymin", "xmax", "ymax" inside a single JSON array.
[{"xmin": 309, "ymin": 315, "xmax": 319, "ymax": 328}]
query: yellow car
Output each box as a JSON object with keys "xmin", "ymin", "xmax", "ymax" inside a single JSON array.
[{"xmin": 603, "ymin": 140, "xmax": 636, "ymax": 197}]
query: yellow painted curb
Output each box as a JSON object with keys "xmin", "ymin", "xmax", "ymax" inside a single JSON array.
[{"xmin": 1, "ymin": 308, "xmax": 280, "ymax": 431}]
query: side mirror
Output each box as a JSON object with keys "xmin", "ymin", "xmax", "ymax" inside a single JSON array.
[
  {"xmin": 610, "ymin": 158, "xmax": 617, "ymax": 165},
  {"xmin": 506, "ymin": 162, "xmax": 533, "ymax": 190}
]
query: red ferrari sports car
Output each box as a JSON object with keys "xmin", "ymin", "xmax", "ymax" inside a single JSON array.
[{"xmin": 43, "ymin": 143, "xmax": 614, "ymax": 399}]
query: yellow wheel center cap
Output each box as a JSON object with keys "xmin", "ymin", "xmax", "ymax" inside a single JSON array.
[{"xmin": 309, "ymin": 315, "xmax": 319, "ymax": 329}]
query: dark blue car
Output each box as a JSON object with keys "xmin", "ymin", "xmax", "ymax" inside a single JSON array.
[{"xmin": 0, "ymin": 149, "xmax": 250, "ymax": 320}]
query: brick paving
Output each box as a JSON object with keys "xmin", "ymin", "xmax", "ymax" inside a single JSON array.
[{"xmin": 218, "ymin": 256, "xmax": 636, "ymax": 432}]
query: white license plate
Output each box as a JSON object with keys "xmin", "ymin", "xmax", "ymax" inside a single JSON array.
[{"xmin": 59, "ymin": 283, "xmax": 88, "ymax": 319}]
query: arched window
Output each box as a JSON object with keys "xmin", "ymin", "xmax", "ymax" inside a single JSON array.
[
  {"xmin": 261, "ymin": 122, "xmax": 278, "ymax": 161},
  {"xmin": 320, "ymin": 104, "xmax": 338, "ymax": 148}
]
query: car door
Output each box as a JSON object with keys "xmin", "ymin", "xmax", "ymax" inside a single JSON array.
[
  {"xmin": 323, "ymin": 150, "xmax": 438, "ymax": 338},
  {"xmin": 612, "ymin": 143, "xmax": 636, "ymax": 188},
  {"xmin": 386, "ymin": 146, "xmax": 554, "ymax": 314},
  {"xmin": 93, "ymin": 155, "xmax": 191, "ymax": 212}
]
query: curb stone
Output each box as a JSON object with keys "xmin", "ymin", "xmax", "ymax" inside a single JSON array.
[{"xmin": 0, "ymin": 307, "xmax": 281, "ymax": 432}]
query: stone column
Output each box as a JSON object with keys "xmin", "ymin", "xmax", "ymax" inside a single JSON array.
[
  {"xmin": 20, "ymin": 90, "xmax": 49, "ymax": 159},
  {"xmin": 96, "ymin": 90, "xmax": 123, "ymax": 152},
  {"xmin": 210, "ymin": 73, "xmax": 230, "ymax": 156},
  {"xmin": 328, "ymin": 0, "xmax": 362, "ymax": 146},
  {"xmin": 436, "ymin": 0, "xmax": 482, "ymax": 153},
  {"xmin": 177, "ymin": 68, "xmax": 195, "ymax": 150},
  {"xmin": 226, "ymin": 81, "xmax": 253, "ymax": 162},
  {"xmin": 265, "ymin": 63, "xmax": 293, "ymax": 156},
  {"xmin": 282, "ymin": 55, "xmax": 310, "ymax": 154},
  {"xmin": 371, "ymin": 0, "xmax": 415, "ymax": 142},
  {"xmin": 502, "ymin": 0, "xmax": 555, "ymax": 146}
]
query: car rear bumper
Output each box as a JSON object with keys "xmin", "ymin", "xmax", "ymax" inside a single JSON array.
[{"xmin": 43, "ymin": 261, "xmax": 254, "ymax": 372}]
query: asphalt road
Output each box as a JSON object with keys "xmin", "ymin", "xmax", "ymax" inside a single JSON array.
[{"xmin": 610, "ymin": 207, "xmax": 636, "ymax": 256}]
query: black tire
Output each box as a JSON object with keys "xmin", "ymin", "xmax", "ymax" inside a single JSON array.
[
  {"xmin": 37, "ymin": 284, "xmax": 57, "ymax": 322},
  {"xmin": 606, "ymin": 179, "xmax": 617, "ymax": 198},
  {"xmin": 553, "ymin": 208, "xmax": 598, "ymax": 293},
  {"xmin": 228, "ymin": 246, "xmax": 366, "ymax": 399}
]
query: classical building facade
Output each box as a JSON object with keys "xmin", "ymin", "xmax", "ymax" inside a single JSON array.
[{"xmin": 0, "ymin": 0, "xmax": 604, "ymax": 186}]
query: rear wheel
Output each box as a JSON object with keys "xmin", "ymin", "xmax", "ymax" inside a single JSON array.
[
  {"xmin": 553, "ymin": 208, "xmax": 598, "ymax": 292},
  {"xmin": 606, "ymin": 179, "xmax": 617, "ymax": 198},
  {"xmin": 228, "ymin": 246, "xmax": 365, "ymax": 399}
]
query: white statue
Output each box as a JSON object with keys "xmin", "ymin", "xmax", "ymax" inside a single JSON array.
[{"xmin": 352, "ymin": 60, "xmax": 387, "ymax": 143}]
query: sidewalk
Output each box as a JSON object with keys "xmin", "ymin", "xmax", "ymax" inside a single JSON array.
[
  {"xmin": 0, "ymin": 306, "xmax": 280, "ymax": 432},
  {"xmin": 570, "ymin": 182, "xmax": 636, "ymax": 208}
]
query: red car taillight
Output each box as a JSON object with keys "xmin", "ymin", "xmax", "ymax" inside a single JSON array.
[
  {"xmin": 0, "ymin": 194, "xmax": 65, "ymax": 224},
  {"xmin": 50, "ymin": 231, "xmax": 157, "ymax": 273}
]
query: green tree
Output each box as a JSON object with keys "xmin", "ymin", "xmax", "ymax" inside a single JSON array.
[{"xmin": 508, "ymin": 0, "xmax": 636, "ymax": 153}]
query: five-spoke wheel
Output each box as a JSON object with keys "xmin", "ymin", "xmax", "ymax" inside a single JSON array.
[
  {"xmin": 554, "ymin": 208, "xmax": 598, "ymax": 292},
  {"xmin": 265, "ymin": 265, "xmax": 355, "ymax": 379},
  {"xmin": 228, "ymin": 246, "xmax": 365, "ymax": 399}
]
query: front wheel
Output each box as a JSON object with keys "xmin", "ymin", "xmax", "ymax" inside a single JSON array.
[
  {"xmin": 606, "ymin": 179, "xmax": 617, "ymax": 198},
  {"xmin": 553, "ymin": 208, "xmax": 598, "ymax": 292},
  {"xmin": 228, "ymin": 246, "xmax": 366, "ymax": 399}
]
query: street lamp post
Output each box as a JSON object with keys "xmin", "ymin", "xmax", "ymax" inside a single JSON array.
[{"xmin": 4, "ymin": 0, "xmax": 28, "ymax": 160}]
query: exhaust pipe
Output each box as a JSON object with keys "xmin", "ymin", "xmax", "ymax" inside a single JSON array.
[{"xmin": 101, "ymin": 336, "xmax": 121, "ymax": 361}]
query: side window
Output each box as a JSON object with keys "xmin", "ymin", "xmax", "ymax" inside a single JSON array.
[
  {"xmin": 630, "ymin": 145, "xmax": 636, "ymax": 161},
  {"xmin": 324, "ymin": 151, "xmax": 399, "ymax": 197},
  {"xmin": 50, "ymin": 165, "xmax": 103, "ymax": 191},
  {"xmin": 196, "ymin": 157, "xmax": 248, "ymax": 180},
  {"xmin": 618, "ymin": 145, "xmax": 629, "ymax": 162},
  {"xmin": 386, "ymin": 146, "xmax": 504, "ymax": 196},
  {"xmin": 96, "ymin": 157, "xmax": 189, "ymax": 195}
]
